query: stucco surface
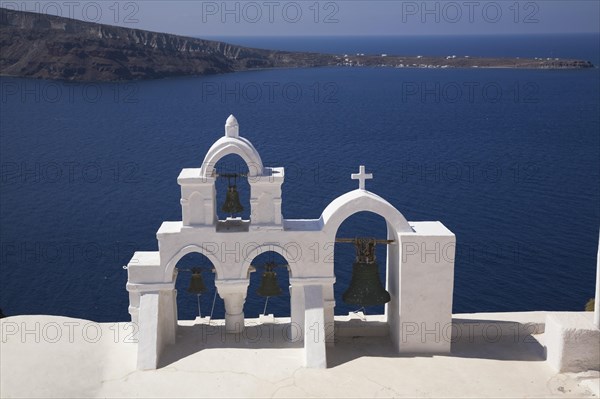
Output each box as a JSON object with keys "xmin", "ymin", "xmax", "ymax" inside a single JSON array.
[{"xmin": 1, "ymin": 313, "xmax": 598, "ymax": 398}]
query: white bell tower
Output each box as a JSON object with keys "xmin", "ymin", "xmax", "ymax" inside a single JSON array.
[{"xmin": 126, "ymin": 115, "xmax": 457, "ymax": 371}]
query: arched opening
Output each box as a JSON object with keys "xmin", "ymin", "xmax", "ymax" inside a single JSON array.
[
  {"xmin": 214, "ymin": 154, "xmax": 251, "ymax": 222},
  {"xmin": 320, "ymin": 191, "xmax": 411, "ymax": 346},
  {"xmin": 334, "ymin": 211, "xmax": 390, "ymax": 317},
  {"xmin": 173, "ymin": 252, "xmax": 224, "ymax": 321},
  {"xmin": 244, "ymin": 251, "xmax": 291, "ymax": 318}
]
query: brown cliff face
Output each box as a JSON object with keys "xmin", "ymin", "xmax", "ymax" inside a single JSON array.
[
  {"xmin": 0, "ymin": 8, "xmax": 594, "ymax": 82},
  {"xmin": 0, "ymin": 8, "xmax": 335, "ymax": 81}
]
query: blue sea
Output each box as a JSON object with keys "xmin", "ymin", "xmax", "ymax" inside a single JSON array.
[{"xmin": 1, "ymin": 35, "xmax": 599, "ymax": 322}]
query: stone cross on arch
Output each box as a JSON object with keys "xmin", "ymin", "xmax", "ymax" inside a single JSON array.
[{"xmin": 352, "ymin": 165, "xmax": 373, "ymax": 190}]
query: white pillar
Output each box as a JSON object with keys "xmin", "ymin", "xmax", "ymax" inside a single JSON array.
[
  {"xmin": 126, "ymin": 281, "xmax": 176, "ymax": 370},
  {"xmin": 128, "ymin": 291, "xmax": 140, "ymax": 324},
  {"xmin": 137, "ymin": 292, "xmax": 161, "ymax": 370},
  {"xmin": 396, "ymin": 222, "xmax": 455, "ymax": 354},
  {"xmin": 290, "ymin": 277, "xmax": 336, "ymax": 343},
  {"xmin": 290, "ymin": 284, "xmax": 305, "ymax": 342},
  {"xmin": 594, "ymin": 232, "xmax": 599, "ymax": 328},
  {"xmin": 178, "ymin": 171, "xmax": 216, "ymax": 226},
  {"xmin": 215, "ymin": 279, "xmax": 249, "ymax": 333},
  {"xmin": 222, "ymin": 293, "xmax": 246, "ymax": 333},
  {"xmin": 303, "ymin": 285, "xmax": 327, "ymax": 369},
  {"xmin": 324, "ymin": 300, "xmax": 335, "ymax": 345},
  {"xmin": 162, "ymin": 290, "xmax": 177, "ymax": 345}
]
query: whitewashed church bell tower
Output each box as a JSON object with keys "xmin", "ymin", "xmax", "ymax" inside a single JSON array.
[{"xmin": 126, "ymin": 115, "xmax": 456, "ymax": 370}]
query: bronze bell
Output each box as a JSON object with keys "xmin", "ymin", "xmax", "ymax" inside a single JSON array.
[
  {"xmin": 187, "ymin": 268, "xmax": 207, "ymax": 295},
  {"xmin": 221, "ymin": 184, "xmax": 244, "ymax": 215},
  {"xmin": 342, "ymin": 238, "xmax": 391, "ymax": 307},
  {"xmin": 257, "ymin": 262, "xmax": 283, "ymax": 297}
]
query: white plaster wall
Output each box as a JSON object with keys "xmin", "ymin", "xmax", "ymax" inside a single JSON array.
[
  {"xmin": 178, "ymin": 171, "xmax": 216, "ymax": 226},
  {"xmin": 249, "ymin": 168, "xmax": 284, "ymax": 226},
  {"xmin": 396, "ymin": 222, "xmax": 455, "ymax": 354},
  {"xmin": 155, "ymin": 224, "xmax": 331, "ymax": 281}
]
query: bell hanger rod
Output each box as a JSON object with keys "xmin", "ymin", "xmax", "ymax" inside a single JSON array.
[
  {"xmin": 214, "ymin": 172, "xmax": 248, "ymax": 178},
  {"xmin": 336, "ymin": 238, "xmax": 395, "ymax": 244},
  {"xmin": 177, "ymin": 266, "xmax": 217, "ymax": 273},
  {"xmin": 251, "ymin": 262, "xmax": 289, "ymax": 268}
]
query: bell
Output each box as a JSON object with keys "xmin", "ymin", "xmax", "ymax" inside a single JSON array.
[
  {"xmin": 342, "ymin": 261, "xmax": 390, "ymax": 307},
  {"xmin": 187, "ymin": 268, "xmax": 207, "ymax": 295},
  {"xmin": 342, "ymin": 238, "xmax": 391, "ymax": 307},
  {"xmin": 256, "ymin": 262, "xmax": 283, "ymax": 297},
  {"xmin": 221, "ymin": 184, "xmax": 244, "ymax": 215}
]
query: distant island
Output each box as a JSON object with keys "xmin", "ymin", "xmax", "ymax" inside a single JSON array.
[{"xmin": 0, "ymin": 8, "xmax": 594, "ymax": 82}]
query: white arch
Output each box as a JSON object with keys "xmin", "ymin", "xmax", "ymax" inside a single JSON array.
[
  {"xmin": 240, "ymin": 244, "xmax": 299, "ymax": 278},
  {"xmin": 319, "ymin": 189, "xmax": 411, "ymax": 333},
  {"xmin": 320, "ymin": 189, "xmax": 413, "ymax": 237},
  {"xmin": 164, "ymin": 244, "xmax": 222, "ymax": 281},
  {"xmin": 200, "ymin": 136, "xmax": 264, "ymax": 178}
]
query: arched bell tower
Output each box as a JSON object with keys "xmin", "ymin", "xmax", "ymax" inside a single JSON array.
[
  {"xmin": 178, "ymin": 115, "xmax": 284, "ymax": 229},
  {"xmin": 126, "ymin": 115, "xmax": 456, "ymax": 372}
]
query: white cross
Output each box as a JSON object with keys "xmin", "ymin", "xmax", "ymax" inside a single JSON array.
[{"xmin": 352, "ymin": 165, "xmax": 373, "ymax": 190}]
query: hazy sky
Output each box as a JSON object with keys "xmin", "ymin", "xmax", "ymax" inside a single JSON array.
[{"xmin": 2, "ymin": 1, "xmax": 599, "ymax": 36}]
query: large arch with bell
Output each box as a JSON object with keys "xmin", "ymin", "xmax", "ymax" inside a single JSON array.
[{"xmin": 318, "ymin": 189, "xmax": 413, "ymax": 349}]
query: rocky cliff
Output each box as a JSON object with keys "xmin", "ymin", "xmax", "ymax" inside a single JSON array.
[{"xmin": 0, "ymin": 8, "xmax": 594, "ymax": 82}]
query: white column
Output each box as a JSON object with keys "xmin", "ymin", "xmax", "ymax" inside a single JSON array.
[
  {"xmin": 289, "ymin": 276, "xmax": 336, "ymax": 343},
  {"xmin": 215, "ymin": 279, "xmax": 249, "ymax": 333},
  {"xmin": 290, "ymin": 284, "xmax": 305, "ymax": 342},
  {"xmin": 303, "ymin": 285, "xmax": 327, "ymax": 369},
  {"xmin": 324, "ymin": 301, "xmax": 335, "ymax": 345},
  {"xmin": 162, "ymin": 290, "xmax": 177, "ymax": 345},
  {"xmin": 126, "ymin": 281, "xmax": 177, "ymax": 370},
  {"xmin": 128, "ymin": 291, "xmax": 140, "ymax": 324},
  {"xmin": 137, "ymin": 292, "xmax": 161, "ymax": 370}
]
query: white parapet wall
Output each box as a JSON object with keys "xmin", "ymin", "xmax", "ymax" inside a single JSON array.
[{"xmin": 545, "ymin": 312, "xmax": 600, "ymax": 373}]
